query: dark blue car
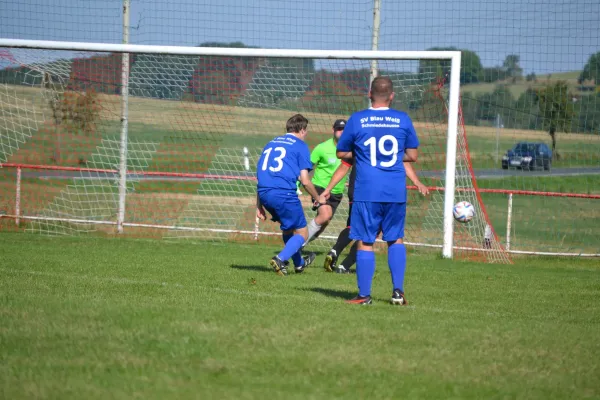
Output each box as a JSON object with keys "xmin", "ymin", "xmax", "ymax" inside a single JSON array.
[{"xmin": 501, "ymin": 142, "xmax": 552, "ymax": 171}]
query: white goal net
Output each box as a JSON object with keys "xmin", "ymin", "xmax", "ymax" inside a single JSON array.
[{"xmin": 0, "ymin": 41, "xmax": 510, "ymax": 263}]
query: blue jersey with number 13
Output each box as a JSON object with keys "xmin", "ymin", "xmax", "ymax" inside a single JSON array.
[
  {"xmin": 336, "ymin": 108, "xmax": 419, "ymax": 203},
  {"xmin": 256, "ymin": 133, "xmax": 312, "ymax": 192}
]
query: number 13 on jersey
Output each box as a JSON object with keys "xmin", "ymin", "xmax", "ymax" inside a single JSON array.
[{"xmin": 261, "ymin": 147, "xmax": 286, "ymax": 172}]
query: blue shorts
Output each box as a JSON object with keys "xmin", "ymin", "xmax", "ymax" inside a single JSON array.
[
  {"xmin": 349, "ymin": 201, "xmax": 406, "ymax": 243},
  {"xmin": 258, "ymin": 189, "xmax": 307, "ymax": 231}
]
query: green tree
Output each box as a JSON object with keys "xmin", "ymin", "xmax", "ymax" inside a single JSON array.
[
  {"xmin": 536, "ymin": 81, "xmax": 575, "ymax": 156},
  {"xmin": 418, "ymin": 47, "xmax": 483, "ymax": 84},
  {"xmin": 481, "ymin": 66, "xmax": 509, "ymax": 83},
  {"xmin": 477, "ymin": 85, "xmax": 515, "ymax": 122},
  {"xmin": 301, "ymin": 72, "xmax": 365, "ymax": 114},
  {"xmin": 198, "ymin": 41, "xmax": 257, "ymax": 49},
  {"xmin": 459, "ymin": 94, "xmax": 480, "ymax": 126},
  {"xmin": 191, "ymin": 69, "xmax": 233, "ymax": 104},
  {"xmin": 243, "ymin": 57, "xmax": 314, "ymax": 107},
  {"xmin": 46, "ymin": 78, "xmax": 100, "ymax": 164},
  {"xmin": 572, "ymin": 92, "xmax": 600, "ymax": 133},
  {"xmin": 502, "ymin": 54, "xmax": 523, "ymax": 81},
  {"xmin": 578, "ymin": 52, "xmax": 600, "ymax": 84},
  {"xmin": 513, "ymin": 88, "xmax": 540, "ymax": 130}
]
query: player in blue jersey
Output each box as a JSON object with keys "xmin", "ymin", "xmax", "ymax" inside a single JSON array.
[
  {"xmin": 256, "ymin": 114, "xmax": 325, "ymax": 276},
  {"xmin": 319, "ymin": 159, "xmax": 429, "ymax": 274},
  {"xmin": 335, "ymin": 76, "xmax": 419, "ymax": 305}
]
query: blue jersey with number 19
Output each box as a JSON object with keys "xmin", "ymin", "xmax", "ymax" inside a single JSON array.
[
  {"xmin": 336, "ymin": 107, "xmax": 419, "ymax": 203},
  {"xmin": 257, "ymin": 133, "xmax": 312, "ymax": 192}
]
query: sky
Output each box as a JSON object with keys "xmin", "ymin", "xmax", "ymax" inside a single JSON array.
[{"xmin": 1, "ymin": 0, "xmax": 599, "ymax": 74}]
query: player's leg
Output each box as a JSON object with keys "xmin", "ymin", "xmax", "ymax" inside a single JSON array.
[
  {"xmin": 336, "ymin": 241, "xmax": 357, "ymax": 274},
  {"xmin": 325, "ymin": 202, "xmax": 353, "ymax": 272},
  {"xmin": 273, "ymin": 195, "xmax": 317, "ymax": 274},
  {"xmin": 331, "ymin": 227, "xmax": 352, "ymax": 256},
  {"xmin": 339, "ymin": 230, "xmax": 383, "ymax": 273},
  {"xmin": 305, "ymin": 186, "xmax": 341, "ymax": 245},
  {"xmin": 264, "ymin": 192, "xmax": 309, "ymax": 276},
  {"xmin": 345, "ymin": 202, "xmax": 381, "ymax": 304},
  {"xmin": 381, "ymin": 202, "xmax": 408, "ymax": 305},
  {"xmin": 324, "ymin": 228, "xmax": 350, "ymax": 272},
  {"xmin": 291, "ymin": 227, "xmax": 316, "ymax": 273},
  {"xmin": 305, "ymin": 203, "xmax": 332, "ymax": 244}
]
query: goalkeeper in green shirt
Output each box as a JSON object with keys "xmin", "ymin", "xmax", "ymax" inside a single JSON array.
[{"xmin": 302, "ymin": 119, "xmax": 349, "ymax": 248}]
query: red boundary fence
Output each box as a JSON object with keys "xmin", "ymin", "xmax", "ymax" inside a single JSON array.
[
  {"xmin": 2, "ymin": 162, "xmax": 599, "ymax": 257},
  {"xmin": 2, "ymin": 163, "xmax": 599, "ymax": 200}
]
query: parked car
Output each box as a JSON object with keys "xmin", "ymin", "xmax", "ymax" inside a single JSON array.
[{"xmin": 501, "ymin": 142, "xmax": 552, "ymax": 171}]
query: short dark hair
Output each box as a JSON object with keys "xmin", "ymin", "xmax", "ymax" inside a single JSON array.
[
  {"xmin": 286, "ymin": 114, "xmax": 309, "ymax": 133},
  {"xmin": 370, "ymin": 76, "xmax": 393, "ymax": 102}
]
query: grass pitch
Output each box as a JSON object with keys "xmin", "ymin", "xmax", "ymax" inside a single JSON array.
[{"xmin": 1, "ymin": 233, "xmax": 599, "ymax": 399}]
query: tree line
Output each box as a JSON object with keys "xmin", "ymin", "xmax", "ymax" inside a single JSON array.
[{"xmin": 0, "ymin": 44, "xmax": 598, "ymax": 143}]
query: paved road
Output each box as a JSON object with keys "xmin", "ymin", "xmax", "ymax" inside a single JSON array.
[
  {"xmin": 21, "ymin": 167, "xmax": 600, "ymax": 181},
  {"xmin": 423, "ymin": 167, "xmax": 600, "ymax": 179}
]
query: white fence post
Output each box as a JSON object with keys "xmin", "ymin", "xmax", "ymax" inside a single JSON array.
[
  {"xmin": 368, "ymin": 0, "xmax": 381, "ymax": 108},
  {"xmin": 243, "ymin": 147, "xmax": 250, "ymax": 171},
  {"xmin": 506, "ymin": 193, "xmax": 513, "ymax": 251},
  {"xmin": 15, "ymin": 167, "xmax": 21, "ymax": 227},
  {"xmin": 117, "ymin": 0, "xmax": 130, "ymax": 234},
  {"xmin": 253, "ymin": 217, "xmax": 260, "ymax": 241}
]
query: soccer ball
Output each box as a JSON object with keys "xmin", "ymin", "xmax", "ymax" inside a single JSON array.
[{"xmin": 453, "ymin": 201, "xmax": 475, "ymax": 223}]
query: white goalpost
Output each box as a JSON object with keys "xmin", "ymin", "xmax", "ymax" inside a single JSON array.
[{"xmin": 0, "ymin": 38, "xmax": 512, "ymax": 262}]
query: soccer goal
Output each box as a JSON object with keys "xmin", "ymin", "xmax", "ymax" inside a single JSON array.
[{"xmin": 0, "ymin": 38, "xmax": 510, "ymax": 263}]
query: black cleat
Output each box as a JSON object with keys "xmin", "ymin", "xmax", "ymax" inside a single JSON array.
[
  {"xmin": 345, "ymin": 295, "xmax": 372, "ymax": 305},
  {"xmin": 324, "ymin": 249, "xmax": 338, "ymax": 272},
  {"xmin": 390, "ymin": 289, "xmax": 407, "ymax": 305},
  {"xmin": 295, "ymin": 252, "xmax": 316, "ymax": 273},
  {"xmin": 270, "ymin": 256, "xmax": 288, "ymax": 276}
]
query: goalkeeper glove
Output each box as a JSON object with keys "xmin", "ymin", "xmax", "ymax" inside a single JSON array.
[{"xmin": 312, "ymin": 200, "xmax": 322, "ymax": 211}]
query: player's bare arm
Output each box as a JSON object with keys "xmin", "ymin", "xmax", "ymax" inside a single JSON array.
[
  {"xmin": 404, "ymin": 162, "xmax": 429, "ymax": 196},
  {"xmin": 319, "ymin": 161, "xmax": 351, "ymax": 204},
  {"xmin": 336, "ymin": 150, "xmax": 353, "ymax": 160},
  {"xmin": 256, "ymin": 193, "xmax": 266, "ymax": 220},
  {"xmin": 403, "ymin": 148, "xmax": 418, "ymax": 162},
  {"xmin": 299, "ymin": 169, "xmax": 325, "ymax": 203}
]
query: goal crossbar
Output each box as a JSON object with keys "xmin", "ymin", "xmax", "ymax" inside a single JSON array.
[{"xmin": 0, "ymin": 38, "xmax": 461, "ymax": 61}]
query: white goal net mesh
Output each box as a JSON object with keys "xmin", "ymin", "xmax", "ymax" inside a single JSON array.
[{"xmin": 0, "ymin": 46, "xmax": 510, "ymax": 263}]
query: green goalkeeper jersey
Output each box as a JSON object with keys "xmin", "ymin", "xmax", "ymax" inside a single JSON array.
[{"xmin": 310, "ymin": 138, "xmax": 348, "ymax": 194}]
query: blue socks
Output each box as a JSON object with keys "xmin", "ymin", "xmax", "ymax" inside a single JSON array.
[
  {"xmin": 355, "ymin": 244, "xmax": 407, "ymax": 297},
  {"xmin": 282, "ymin": 233, "xmax": 304, "ymax": 267},
  {"xmin": 356, "ymin": 250, "xmax": 376, "ymax": 297},
  {"xmin": 278, "ymin": 234, "xmax": 305, "ymax": 265},
  {"xmin": 291, "ymin": 251, "xmax": 304, "ymax": 267},
  {"xmin": 388, "ymin": 243, "xmax": 407, "ymax": 292}
]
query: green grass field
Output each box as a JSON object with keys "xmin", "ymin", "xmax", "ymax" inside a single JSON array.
[
  {"xmin": 476, "ymin": 175, "xmax": 600, "ymax": 254},
  {"xmin": 1, "ymin": 232, "xmax": 599, "ymax": 399}
]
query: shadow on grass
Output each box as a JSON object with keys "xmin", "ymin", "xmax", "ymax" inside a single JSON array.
[
  {"xmin": 230, "ymin": 264, "xmax": 272, "ymax": 273},
  {"xmin": 302, "ymin": 287, "xmax": 354, "ymax": 300}
]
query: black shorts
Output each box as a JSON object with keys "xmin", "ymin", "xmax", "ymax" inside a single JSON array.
[{"xmin": 313, "ymin": 186, "xmax": 343, "ymax": 216}]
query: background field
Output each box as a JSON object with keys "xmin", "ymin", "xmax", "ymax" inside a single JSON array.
[
  {"xmin": 462, "ymin": 71, "xmax": 588, "ymax": 99},
  {"xmin": 1, "ymin": 232, "xmax": 599, "ymax": 399},
  {"xmin": 1, "ymin": 82, "xmax": 599, "ymax": 255},
  {"xmin": 4, "ymin": 84, "xmax": 600, "ymax": 170}
]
